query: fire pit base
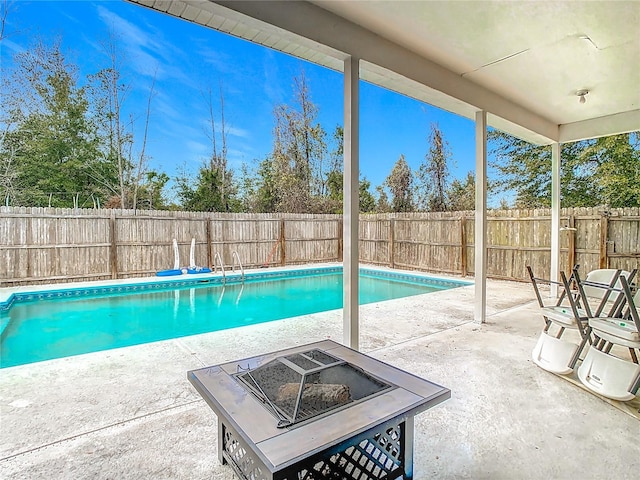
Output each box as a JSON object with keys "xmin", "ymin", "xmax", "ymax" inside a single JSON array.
[
  {"xmin": 221, "ymin": 415, "xmax": 413, "ymax": 479},
  {"xmin": 188, "ymin": 340, "xmax": 450, "ymax": 480}
]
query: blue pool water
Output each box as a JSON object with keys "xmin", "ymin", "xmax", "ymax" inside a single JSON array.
[{"xmin": 0, "ymin": 268, "xmax": 468, "ymax": 368}]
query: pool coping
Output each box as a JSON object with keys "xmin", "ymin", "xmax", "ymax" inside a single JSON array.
[{"xmin": 0, "ymin": 263, "xmax": 472, "ymax": 312}]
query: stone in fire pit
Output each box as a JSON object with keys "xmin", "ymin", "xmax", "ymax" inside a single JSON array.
[
  {"xmin": 234, "ymin": 348, "xmax": 392, "ymax": 428},
  {"xmin": 188, "ymin": 340, "xmax": 450, "ymax": 479}
]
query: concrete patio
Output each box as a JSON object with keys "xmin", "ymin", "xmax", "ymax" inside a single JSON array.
[{"xmin": 1, "ymin": 272, "xmax": 638, "ymax": 479}]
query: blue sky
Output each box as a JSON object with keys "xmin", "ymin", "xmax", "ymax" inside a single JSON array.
[{"xmin": 2, "ymin": 0, "xmax": 482, "ymax": 202}]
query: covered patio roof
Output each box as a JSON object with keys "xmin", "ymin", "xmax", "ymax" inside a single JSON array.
[
  {"xmin": 126, "ymin": 0, "xmax": 639, "ymax": 348},
  {"xmin": 127, "ymin": 0, "xmax": 639, "ymax": 145}
]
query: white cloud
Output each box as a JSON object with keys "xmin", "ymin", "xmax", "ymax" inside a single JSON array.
[
  {"xmin": 226, "ymin": 125, "xmax": 250, "ymax": 139},
  {"xmin": 186, "ymin": 140, "xmax": 208, "ymax": 155},
  {"xmin": 153, "ymin": 92, "xmax": 182, "ymax": 118},
  {"xmin": 155, "ymin": 118, "xmax": 203, "ymax": 146},
  {"xmin": 198, "ymin": 46, "xmax": 234, "ymax": 74},
  {"xmin": 262, "ymin": 50, "xmax": 284, "ymax": 106},
  {"xmin": 227, "ymin": 147, "xmax": 251, "ymax": 170},
  {"xmin": 1, "ymin": 39, "xmax": 25, "ymax": 58},
  {"xmin": 94, "ymin": 4, "xmax": 190, "ymax": 84}
]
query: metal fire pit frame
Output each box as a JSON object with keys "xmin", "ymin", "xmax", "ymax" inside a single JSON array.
[{"xmin": 188, "ymin": 340, "xmax": 450, "ymax": 480}]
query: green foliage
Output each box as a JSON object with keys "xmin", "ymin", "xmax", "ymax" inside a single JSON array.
[
  {"xmin": 252, "ymin": 156, "xmax": 279, "ymax": 213},
  {"xmin": 418, "ymin": 123, "xmax": 451, "ymax": 211},
  {"xmin": 581, "ymin": 134, "xmax": 640, "ymax": 208},
  {"xmin": 385, "ymin": 154, "xmax": 414, "ymax": 212},
  {"xmin": 359, "ymin": 177, "xmax": 376, "ymax": 213},
  {"xmin": 265, "ymin": 71, "xmax": 329, "ymax": 212},
  {"xmin": 137, "ymin": 172, "xmax": 169, "ymax": 210},
  {"xmin": 375, "ymin": 185, "xmax": 391, "ymax": 213},
  {"xmin": 175, "ymin": 163, "xmax": 238, "ymax": 212},
  {"xmin": 489, "ymin": 130, "xmax": 639, "ymax": 208},
  {"xmin": 0, "ymin": 35, "xmax": 168, "ymax": 209},
  {"xmin": 1, "ymin": 39, "xmax": 102, "ymax": 207},
  {"xmin": 320, "ymin": 171, "xmax": 376, "ymax": 214},
  {"xmin": 447, "ymin": 171, "xmax": 475, "ymax": 211}
]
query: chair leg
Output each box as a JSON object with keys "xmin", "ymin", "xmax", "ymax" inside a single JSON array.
[
  {"xmin": 630, "ymin": 371, "xmax": 640, "ymax": 395},
  {"xmin": 569, "ymin": 334, "xmax": 590, "ymax": 369},
  {"xmin": 585, "ymin": 326, "xmax": 593, "ymax": 345},
  {"xmin": 569, "ymin": 324, "xmax": 593, "ymax": 368}
]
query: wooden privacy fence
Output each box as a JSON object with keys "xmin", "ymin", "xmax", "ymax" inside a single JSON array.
[
  {"xmin": 1, "ymin": 206, "xmax": 638, "ymax": 286},
  {"xmin": 359, "ymin": 208, "xmax": 639, "ymax": 279}
]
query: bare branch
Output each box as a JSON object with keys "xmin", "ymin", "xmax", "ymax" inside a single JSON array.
[{"xmin": 132, "ymin": 72, "xmax": 156, "ymax": 210}]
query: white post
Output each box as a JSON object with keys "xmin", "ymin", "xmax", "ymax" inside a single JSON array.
[
  {"xmin": 474, "ymin": 111, "xmax": 487, "ymax": 324},
  {"xmin": 343, "ymin": 56, "xmax": 360, "ymax": 349},
  {"xmin": 550, "ymin": 142, "xmax": 561, "ymax": 298}
]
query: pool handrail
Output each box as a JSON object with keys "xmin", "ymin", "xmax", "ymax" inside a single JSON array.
[
  {"xmin": 232, "ymin": 251, "xmax": 245, "ymax": 283},
  {"xmin": 214, "ymin": 252, "xmax": 226, "ymax": 284}
]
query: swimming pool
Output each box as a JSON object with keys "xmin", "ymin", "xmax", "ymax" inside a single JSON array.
[{"xmin": 0, "ymin": 266, "xmax": 470, "ymax": 368}]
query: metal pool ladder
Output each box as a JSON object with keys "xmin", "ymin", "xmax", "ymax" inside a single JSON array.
[
  {"xmin": 232, "ymin": 251, "xmax": 245, "ymax": 283},
  {"xmin": 213, "ymin": 252, "xmax": 226, "ymax": 285}
]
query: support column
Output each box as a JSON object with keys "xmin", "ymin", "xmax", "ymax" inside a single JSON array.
[
  {"xmin": 550, "ymin": 143, "xmax": 561, "ymax": 297},
  {"xmin": 343, "ymin": 56, "xmax": 360, "ymax": 349},
  {"xmin": 474, "ymin": 111, "xmax": 487, "ymax": 324}
]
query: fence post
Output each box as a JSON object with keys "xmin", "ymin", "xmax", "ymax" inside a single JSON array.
[
  {"xmin": 567, "ymin": 214, "xmax": 576, "ymax": 268},
  {"xmin": 109, "ymin": 214, "xmax": 118, "ymax": 279},
  {"xmin": 337, "ymin": 218, "xmax": 343, "ymax": 262},
  {"xmin": 599, "ymin": 212, "xmax": 609, "ymax": 268},
  {"xmin": 389, "ymin": 218, "xmax": 395, "ymax": 268},
  {"xmin": 279, "ymin": 218, "xmax": 286, "ymax": 266},
  {"xmin": 206, "ymin": 219, "xmax": 212, "ymax": 269},
  {"xmin": 460, "ymin": 215, "xmax": 467, "ymax": 277}
]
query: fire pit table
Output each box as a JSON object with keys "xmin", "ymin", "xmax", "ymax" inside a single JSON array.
[{"xmin": 188, "ymin": 340, "xmax": 450, "ymax": 479}]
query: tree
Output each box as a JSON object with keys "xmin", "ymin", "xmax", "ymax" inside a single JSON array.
[
  {"xmin": 138, "ymin": 171, "xmax": 169, "ymax": 210},
  {"xmin": 268, "ymin": 71, "xmax": 328, "ymax": 212},
  {"xmin": 322, "ymin": 125, "xmax": 374, "ymax": 213},
  {"xmin": 0, "ymin": 0, "xmax": 14, "ymax": 42},
  {"xmin": 176, "ymin": 85, "xmax": 238, "ymax": 212},
  {"xmin": 253, "ymin": 157, "xmax": 278, "ymax": 212},
  {"xmin": 489, "ymin": 130, "xmax": 639, "ymax": 208},
  {"xmin": 88, "ymin": 32, "xmax": 159, "ymax": 210},
  {"xmin": 359, "ymin": 177, "xmax": 376, "ymax": 213},
  {"xmin": 175, "ymin": 166, "xmax": 230, "ymax": 212},
  {"xmin": 1, "ymin": 39, "xmax": 100, "ymax": 207},
  {"xmin": 375, "ymin": 185, "xmax": 391, "ymax": 213},
  {"xmin": 447, "ymin": 171, "xmax": 475, "ymax": 211},
  {"xmin": 202, "ymin": 84, "xmax": 235, "ymax": 211},
  {"xmin": 418, "ymin": 123, "xmax": 451, "ymax": 211},
  {"xmin": 581, "ymin": 134, "xmax": 640, "ymax": 208},
  {"xmin": 385, "ymin": 155, "xmax": 414, "ymax": 212}
]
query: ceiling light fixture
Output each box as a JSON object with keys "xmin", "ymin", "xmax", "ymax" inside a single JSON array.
[{"xmin": 577, "ymin": 89, "xmax": 589, "ymax": 104}]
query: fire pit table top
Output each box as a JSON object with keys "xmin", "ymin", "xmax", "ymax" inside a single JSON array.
[{"xmin": 188, "ymin": 340, "xmax": 450, "ymax": 473}]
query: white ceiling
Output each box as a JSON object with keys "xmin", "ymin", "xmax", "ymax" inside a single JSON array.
[{"xmin": 127, "ymin": 0, "xmax": 640, "ymax": 145}]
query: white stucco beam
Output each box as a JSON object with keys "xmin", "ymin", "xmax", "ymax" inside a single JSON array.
[
  {"xmin": 474, "ymin": 111, "xmax": 487, "ymax": 324},
  {"xmin": 550, "ymin": 143, "xmax": 561, "ymax": 298},
  {"xmin": 343, "ymin": 56, "xmax": 360, "ymax": 350},
  {"xmin": 559, "ymin": 110, "xmax": 640, "ymax": 143},
  {"xmin": 211, "ymin": 0, "xmax": 558, "ymax": 143}
]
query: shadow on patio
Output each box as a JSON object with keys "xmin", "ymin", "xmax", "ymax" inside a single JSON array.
[{"xmin": 1, "ymin": 276, "xmax": 638, "ymax": 479}]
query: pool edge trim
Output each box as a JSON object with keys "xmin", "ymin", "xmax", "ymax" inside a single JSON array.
[{"xmin": 0, "ymin": 265, "xmax": 471, "ymax": 312}]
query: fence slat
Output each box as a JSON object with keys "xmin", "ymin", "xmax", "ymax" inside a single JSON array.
[{"xmin": 1, "ymin": 206, "xmax": 638, "ymax": 286}]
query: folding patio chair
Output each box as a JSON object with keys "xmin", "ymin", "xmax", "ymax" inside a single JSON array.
[
  {"xmin": 527, "ymin": 265, "xmax": 579, "ymax": 334},
  {"xmin": 528, "ymin": 265, "xmax": 584, "ymax": 374},
  {"xmin": 528, "ymin": 266, "xmax": 632, "ymax": 374},
  {"xmin": 577, "ymin": 275, "xmax": 640, "ymax": 401}
]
